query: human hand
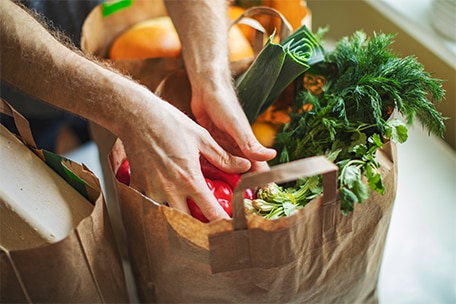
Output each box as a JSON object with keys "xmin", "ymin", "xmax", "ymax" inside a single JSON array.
[
  {"xmin": 190, "ymin": 73, "xmax": 277, "ymax": 172},
  {"xmin": 1, "ymin": 0, "xmax": 252, "ymax": 222},
  {"xmin": 118, "ymin": 88, "xmax": 251, "ymax": 221},
  {"xmin": 163, "ymin": 0, "xmax": 276, "ymax": 173}
]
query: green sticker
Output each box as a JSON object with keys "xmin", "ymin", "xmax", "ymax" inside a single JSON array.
[{"xmin": 102, "ymin": 0, "xmax": 133, "ymax": 17}]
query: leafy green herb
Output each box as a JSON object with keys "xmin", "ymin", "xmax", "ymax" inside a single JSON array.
[
  {"xmin": 245, "ymin": 30, "xmax": 446, "ymax": 215},
  {"xmin": 245, "ymin": 175, "xmax": 322, "ymax": 219},
  {"xmin": 322, "ymin": 31, "xmax": 446, "ymax": 136}
]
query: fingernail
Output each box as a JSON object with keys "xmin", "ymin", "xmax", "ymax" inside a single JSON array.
[
  {"xmin": 258, "ymin": 146, "xmax": 277, "ymax": 158},
  {"xmin": 236, "ymin": 157, "xmax": 251, "ymax": 169}
]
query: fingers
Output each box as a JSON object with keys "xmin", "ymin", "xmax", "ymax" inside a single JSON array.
[
  {"xmin": 201, "ymin": 149, "xmax": 251, "ymax": 175},
  {"xmin": 183, "ymin": 182, "xmax": 231, "ymax": 222},
  {"xmin": 223, "ymin": 116, "xmax": 277, "ymax": 162},
  {"xmin": 163, "ymin": 167, "xmax": 230, "ymax": 222},
  {"xmin": 126, "ymin": 130, "xmax": 238, "ymax": 222},
  {"xmin": 209, "ymin": 95, "xmax": 277, "ymax": 163},
  {"xmin": 250, "ymin": 160, "xmax": 271, "ymax": 173},
  {"xmin": 240, "ymin": 135, "xmax": 277, "ymax": 162},
  {"xmin": 130, "ymin": 165, "xmax": 230, "ymax": 222}
]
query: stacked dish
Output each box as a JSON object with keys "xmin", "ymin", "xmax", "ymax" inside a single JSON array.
[{"xmin": 431, "ymin": 0, "xmax": 456, "ymax": 41}]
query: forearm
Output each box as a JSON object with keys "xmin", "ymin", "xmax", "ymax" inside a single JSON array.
[
  {"xmin": 0, "ymin": 0, "xmax": 156, "ymax": 138},
  {"xmin": 0, "ymin": 0, "xmax": 256, "ymax": 222},
  {"xmin": 164, "ymin": 0, "xmax": 232, "ymax": 91}
]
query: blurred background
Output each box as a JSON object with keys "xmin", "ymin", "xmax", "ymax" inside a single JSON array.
[{"xmin": 307, "ymin": 0, "xmax": 456, "ymax": 303}]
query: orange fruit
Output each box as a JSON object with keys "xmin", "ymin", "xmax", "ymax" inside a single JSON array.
[
  {"xmin": 251, "ymin": 121, "xmax": 279, "ymax": 147},
  {"xmin": 109, "ymin": 8, "xmax": 254, "ymax": 61},
  {"xmin": 228, "ymin": 6, "xmax": 254, "ymax": 61},
  {"xmin": 109, "ymin": 16, "xmax": 181, "ymax": 60},
  {"xmin": 228, "ymin": 25, "xmax": 254, "ymax": 61}
]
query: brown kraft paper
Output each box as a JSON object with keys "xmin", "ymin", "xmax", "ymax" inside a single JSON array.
[
  {"xmin": 109, "ymin": 138, "xmax": 397, "ymax": 303},
  {"xmin": 0, "ymin": 99, "xmax": 129, "ymax": 303}
]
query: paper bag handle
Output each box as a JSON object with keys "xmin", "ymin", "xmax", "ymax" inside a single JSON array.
[
  {"xmin": 231, "ymin": 156, "xmax": 338, "ymax": 230},
  {"xmin": 0, "ymin": 98, "xmax": 37, "ymax": 149},
  {"xmin": 230, "ymin": 6, "xmax": 293, "ymax": 56}
]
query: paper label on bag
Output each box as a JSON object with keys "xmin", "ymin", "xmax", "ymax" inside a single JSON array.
[{"xmin": 102, "ymin": 0, "xmax": 133, "ymax": 17}]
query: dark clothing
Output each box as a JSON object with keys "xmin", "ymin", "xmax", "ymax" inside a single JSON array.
[
  {"xmin": 1, "ymin": 0, "xmax": 102, "ymax": 151},
  {"xmin": 20, "ymin": 0, "xmax": 103, "ymax": 49}
]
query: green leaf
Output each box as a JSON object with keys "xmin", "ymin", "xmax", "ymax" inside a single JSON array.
[
  {"xmin": 283, "ymin": 202, "xmax": 297, "ymax": 217},
  {"xmin": 366, "ymin": 165, "xmax": 385, "ymax": 194},
  {"xmin": 340, "ymin": 187, "xmax": 358, "ymax": 214},
  {"xmin": 351, "ymin": 144, "xmax": 367, "ymax": 158},
  {"xmin": 237, "ymin": 25, "xmax": 325, "ymax": 123},
  {"xmin": 326, "ymin": 148, "xmax": 342, "ymax": 162},
  {"xmin": 42, "ymin": 150, "xmax": 90, "ymax": 200},
  {"xmin": 263, "ymin": 29, "xmax": 446, "ymax": 217},
  {"xmin": 236, "ymin": 38, "xmax": 286, "ymax": 123},
  {"xmin": 395, "ymin": 124, "xmax": 408, "ymax": 143},
  {"xmin": 370, "ymin": 173, "xmax": 385, "ymax": 194},
  {"xmin": 265, "ymin": 207, "xmax": 284, "ymax": 220},
  {"xmin": 370, "ymin": 133, "xmax": 384, "ymax": 148},
  {"xmin": 350, "ymin": 132, "xmax": 367, "ymax": 148},
  {"xmin": 342, "ymin": 164, "xmax": 361, "ymax": 188},
  {"xmin": 353, "ymin": 179, "xmax": 370, "ymax": 202},
  {"xmin": 392, "ymin": 124, "xmax": 408, "ymax": 143},
  {"xmin": 387, "ymin": 119, "xmax": 409, "ymax": 143}
]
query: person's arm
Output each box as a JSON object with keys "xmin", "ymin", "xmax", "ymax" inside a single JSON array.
[
  {"xmin": 0, "ymin": 0, "xmax": 249, "ymax": 221},
  {"xmin": 165, "ymin": 0, "xmax": 276, "ymax": 170}
]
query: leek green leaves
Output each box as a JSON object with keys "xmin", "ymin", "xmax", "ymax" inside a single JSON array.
[{"xmin": 236, "ymin": 25, "xmax": 325, "ymax": 123}]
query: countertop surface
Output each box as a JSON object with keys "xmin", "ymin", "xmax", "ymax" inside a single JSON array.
[{"xmin": 377, "ymin": 123, "xmax": 456, "ymax": 303}]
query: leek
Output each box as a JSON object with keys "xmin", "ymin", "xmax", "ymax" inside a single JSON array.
[{"xmin": 235, "ymin": 25, "xmax": 324, "ymax": 124}]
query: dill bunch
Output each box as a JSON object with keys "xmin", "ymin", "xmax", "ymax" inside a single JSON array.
[
  {"xmin": 274, "ymin": 30, "xmax": 447, "ymax": 164},
  {"xmin": 324, "ymin": 31, "xmax": 446, "ymax": 136},
  {"xmin": 266, "ymin": 30, "xmax": 447, "ymax": 214}
]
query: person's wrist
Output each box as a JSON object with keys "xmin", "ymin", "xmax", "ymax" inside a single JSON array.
[
  {"xmin": 107, "ymin": 81, "xmax": 158, "ymax": 139},
  {"xmin": 191, "ymin": 65, "xmax": 234, "ymax": 97}
]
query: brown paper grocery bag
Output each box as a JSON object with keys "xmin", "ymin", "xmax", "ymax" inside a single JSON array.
[
  {"xmin": 81, "ymin": 0, "xmax": 184, "ymax": 93},
  {"xmin": 109, "ymin": 137, "xmax": 397, "ymax": 303},
  {"xmin": 0, "ymin": 99, "xmax": 129, "ymax": 303}
]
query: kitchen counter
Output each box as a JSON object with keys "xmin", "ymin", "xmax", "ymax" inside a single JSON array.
[{"xmin": 378, "ymin": 123, "xmax": 456, "ymax": 303}]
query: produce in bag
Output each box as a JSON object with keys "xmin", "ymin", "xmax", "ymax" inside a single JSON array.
[
  {"xmin": 114, "ymin": 22, "xmax": 325, "ymax": 222},
  {"xmin": 106, "ymin": 6, "xmax": 405, "ymax": 303},
  {"xmin": 244, "ymin": 30, "xmax": 446, "ymax": 218},
  {"xmin": 116, "ymin": 22, "xmax": 446, "ymax": 222},
  {"xmin": 108, "ymin": 6, "xmax": 254, "ymax": 61},
  {"xmin": 116, "ymin": 156, "xmax": 256, "ymax": 222}
]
